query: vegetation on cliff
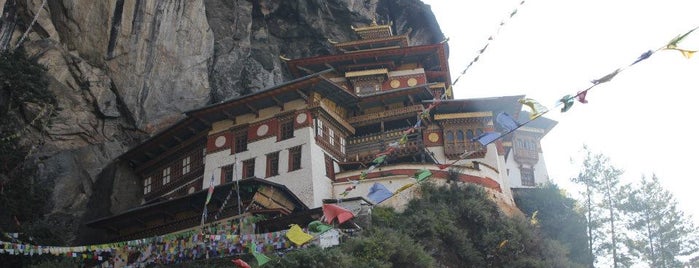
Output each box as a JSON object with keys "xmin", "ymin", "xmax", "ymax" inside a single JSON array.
[{"xmin": 264, "ymin": 182, "xmax": 586, "ymax": 268}]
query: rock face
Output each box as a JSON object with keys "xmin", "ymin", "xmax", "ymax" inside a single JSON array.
[{"xmin": 0, "ymin": 0, "xmax": 444, "ymax": 244}]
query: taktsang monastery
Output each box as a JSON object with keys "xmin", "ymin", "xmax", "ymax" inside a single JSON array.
[{"xmin": 86, "ymin": 21, "xmax": 556, "ymax": 243}]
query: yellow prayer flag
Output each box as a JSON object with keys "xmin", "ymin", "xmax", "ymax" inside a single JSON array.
[
  {"xmin": 681, "ymin": 49, "xmax": 696, "ymax": 59},
  {"xmin": 394, "ymin": 182, "xmax": 415, "ymax": 194},
  {"xmin": 285, "ymin": 224, "xmax": 313, "ymax": 246}
]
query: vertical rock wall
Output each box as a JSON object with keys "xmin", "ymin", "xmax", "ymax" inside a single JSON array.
[{"xmin": 0, "ymin": 0, "xmax": 444, "ymax": 244}]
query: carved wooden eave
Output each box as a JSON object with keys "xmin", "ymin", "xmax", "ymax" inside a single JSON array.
[
  {"xmin": 286, "ymin": 43, "xmax": 451, "ymax": 88},
  {"xmin": 333, "ymin": 34, "xmax": 410, "ymax": 52}
]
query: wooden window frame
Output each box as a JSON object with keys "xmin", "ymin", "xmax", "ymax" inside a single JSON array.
[
  {"xmin": 266, "ymin": 152, "xmax": 280, "ymax": 178},
  {"xmin": 279, "ymin": 119, "xmax": 294, "ymax": 141},
  {"xmin": 242, "ymin": 158, "xmax": 255, "ymax": 178},
  {"xmin": 234, "ymin": 130, "xmax": 248, "ymax": 153},
  {"xmin": 182, "ymin": 156, "xmax": 191, "ymax": 175},
  {"xmin": 288, "ymin": 146, "xmax": 302, "ymax": 172},
  {"xmin": 521, "ymin": 167, "xmax": 535, "ymax": 186},
  {"xmin": 221, "ymin": 164, "xmax": 234, "ymax": 184},
  {"xmin": 324, "ymin": 154, "xmax": 335, "ymax": 180},
  {"xmin": 144, "ymin": 177, "xmax": 152, "ymax": 194},
  {"xmin": 162, "ymin": 167, "xmax": 171, "ymax": 185}
]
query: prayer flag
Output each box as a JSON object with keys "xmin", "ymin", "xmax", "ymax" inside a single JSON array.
[
  {"xmin": 253, "ymin": 251, "xmax": 271, "ymax": 266},
  {"xmin": 308, "ymin": 220, "xmax": 333, "ymax": 234},
  {"xmin": 518, "ymin": 98, "xmax": 548, "ymax": 119},
  {"xmin": 632, "ymin": 50, "xmax": 653, "ymax": 65},
  {"xmin": 205, "ymin": 174, "xmax": 215, "ymax": 205},
  {"xmin": 591, "ymin": 68, "xmax": 620, "ymax": 85},
  {"xmin": 232, "ymin": 259, "xmax": 251, "ymax": 268},
  {"xmin": 576, "ymin": 90, "xmax": 589, "ymax": 104},
  {"xmin": 667, "ymin": 27, "xmax": 697, "ymax": 48},
  {"xmin": 322, "ymin": 204, "xmax": 354, "ymax": 224},
  {"xmin": 285, "ymin": 224, "xmax": 313, "ymax": 246},
  {"xmin": 473, "ymin": 132, "xmax": 502, "ymax": 146},
  {"xmin": 495, "ymin": 112, "xmax": 519, "ymax": 132},
  {"xmin": 559, "ymin": 95, "xmax": 575, "ymax": 112},
  {"xmin": 367, "ymin": 183, "xmax": 393, "ymax": 204},
  {"xmin": 372, "ymin": 155, "xmax": 387, "ymax": 165},
  {"xmin": 414, "ymin": 169, "xmax": 432, "ymax": 182},
  {"xmin": 394, "ymin": 182, "xmax": 415, "ymax": 194},
  {"xmin": 398, "ymin": 134, "xmax": 408, "ymax": 145}
]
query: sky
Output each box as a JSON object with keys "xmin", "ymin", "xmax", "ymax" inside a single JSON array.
[{"xmin": 421, "ymin": 0, "xmax": 699, "ymax": 227}]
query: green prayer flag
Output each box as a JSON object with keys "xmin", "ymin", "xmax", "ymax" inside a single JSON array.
[
  {"xmin": 253, "ymin": 251, "xmax": 271, "ymax": 266},
  {"xmin": 414, "ymin": 169, "xmax": 432, "ymax": 182},
  {"xmin": 372, "ymin": 155, "xmax": 387, "ymax": 165},
  {"xmin": 559, "ymin": 95, "xmax": 574, "ymax": 112},
  {"xmin": 308, "ymin": 220, "xmax": 333, "ymax": 234}
]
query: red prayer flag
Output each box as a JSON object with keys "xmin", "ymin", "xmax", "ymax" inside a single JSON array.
[
  {"xmin": 577, "ymin": 90, "xmax": 589, "ymax": 104},
  {"xmin": 322, "ymin": 204, "xmax": 354, "ymax": 224}
]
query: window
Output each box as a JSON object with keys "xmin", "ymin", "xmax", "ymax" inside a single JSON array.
[
  {"xmin": 317, "ymin": 120, "xmax": 323, "ymax": 137},
  {"xmin": 234, "ymin": 131, "xmax": 248, "ymax": 153},
  {"xmin": 266, "ymin": 152, "xmax": 279, "ymax": 177},
  {"xmin": 182, "ymin": 156, "xmax": 191, "ymax": 174},
  {"xmin": 457, "ymin": 130, "xmax": 465, "ymax": 141},
  {"xmin": 144, "ymin": 177, "xmax": 152, "ymax": 194},
  {"xmin": 521, "ymin": 168, "xmax": 535, "ymax": 186},
  {"xmin": 340, "ymin": 137, "xmax": 346, "ymax": 154},
  {"xmin": 324, "ymin": 154, "xmax": 335, "ymax": 180},
  {"xmin": 329, "ymin": 128, "xmax": 335, "ymax": 145},
  {"xmin": 288, "ymin": 146, "xmax": 302, "ymax": 171},
  {"xmin": 222, "ymin": 165, "xmax": 234, "ymax": 184},
  {"xmin": 162, "ymin": 167, "xmax": 171, "ymax": 185},
  {"xmin": 446, "ymin": 131, "xmax": 454, "ymax": 143},
  {"xmin": 242, "ymin": 158, "xmax": 255, "ymax": 178},
  {"xmin": 280, "ymin": 120, "xmax": 294, "ymax": 140}
]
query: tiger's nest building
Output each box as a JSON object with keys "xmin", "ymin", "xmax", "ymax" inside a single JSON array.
[{"xmin": 86, "ymin": 21, "xmax": 556, "ymax": 242}]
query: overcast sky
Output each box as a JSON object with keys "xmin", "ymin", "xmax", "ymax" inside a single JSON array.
[{"xmin": 421, "ymin": 0, "xmax": 699, "ymax": 226}]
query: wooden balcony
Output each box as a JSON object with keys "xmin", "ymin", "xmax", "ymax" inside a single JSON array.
[
  {"xmin": 444, "ymin": 142, "xmax": 486, "ymax": 160},
  {"xmin": 346, "ymin": 128, "xmax": 422, "ymax": 163},
  {"xmin": 513, "ymin": 148, "xmax": 539, "ymax": 165}
]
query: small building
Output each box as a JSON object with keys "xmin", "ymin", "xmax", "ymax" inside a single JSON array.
[{"xmin": 505, "ymin": 111, "xmax": 557, "ymax": 188}]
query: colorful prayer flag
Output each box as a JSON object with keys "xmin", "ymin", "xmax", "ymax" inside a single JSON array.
[
  {"xmin": 367, "ymin": 183, "xmax": 393, "ymax": 204},
  {"xmin": 414, "ymin": 169, "xmax": 432, "ymax": 183},
  {"xmin": 322, "ymin": 204, "xmax": 354, "ymax": 224},
  {"xmin": 495, "ymin": 112, "xmax": 519, "ymax": 132},
  {"xmin": 576, "ymin": 90, "xmax": 589, "ymax": 104},
  {"xmin": 591, "ymin": 68, "xmax": 620, "ymax": 85},
  {"xmin": 253, "ymin": 251, "xmax": 271, "ymax": 266},
  {"xmin": 632, "ymin": 50, "xmax": 653, "ymax": 65},
  {"xmin": 232, "ymin": 259, "xmax": 251, "ymax": 268},
  {"xmin": 473, "ymin": 132, "xmax": 502, "ymax": 146},
  {"xmin": 205, "ymin": 174, "xmax": 215, "ymax": 205},
  {"xmin": 394, "ymin": 182, "xmax": 415, "ymax": 194},
  {"xmin": 372, "ymin": 155, "xmax": 387, "ymax": 165},
  {"xmin": 518, "ymin": 98, "xmax": 548, "ymax": 119},
  {"xmin": 559, "ymin": 95, "xmax": 575, "ymax": 112},
  {"xmin": 308, "ymin": 220, "xmax": 333, "ymax": 234},
  {"xmin": 285, "ymin": 224, "xmax": 313, "ymax": 246}
]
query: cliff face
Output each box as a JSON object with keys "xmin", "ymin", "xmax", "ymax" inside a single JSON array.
[{"xmin": 0, "ymin": 0, "xmax": 443, "ymax": 244}]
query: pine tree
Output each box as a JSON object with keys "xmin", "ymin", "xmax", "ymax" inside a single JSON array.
[
  {"xmin": 622, "ymin": 174, "xmax": 699, "ymax": 267},
  {"xmin": 571, "ymin": 147, "xmax": 631, "ymax": 267}
]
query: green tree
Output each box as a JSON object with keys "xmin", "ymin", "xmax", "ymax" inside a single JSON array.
[
  {"xmin": 621, "ymin": 174, "xmax": 699, "ymax": 267},
  {"xmin": 513, "ymin": 183, "xmax": 592, "ymax": 266},
  {"xmin": 571, "ymin": 147, "xmax": 631, "ymax": 267}
]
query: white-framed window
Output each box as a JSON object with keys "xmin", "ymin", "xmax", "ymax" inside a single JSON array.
[
  {"xmin": 340, "ymin": 137, "xmax": 346, "ymax": 154},
  {"xmin": 162, "ymin": 167, "xmax": 171, "ymax": 185},
  {"xmin": 144, "ymin": 177, "xmax": 152, "ymax": 194},
  {"xmin": 317, "ymin": 120, "xmax": 324, "ymax": 137},
  {"xmin": 329, "ymin": 128, "xmax": 335, "ymax": 145},
  {"xmin": 182, "ymin": 156, "xmax": 191, "ymax": 174}
]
